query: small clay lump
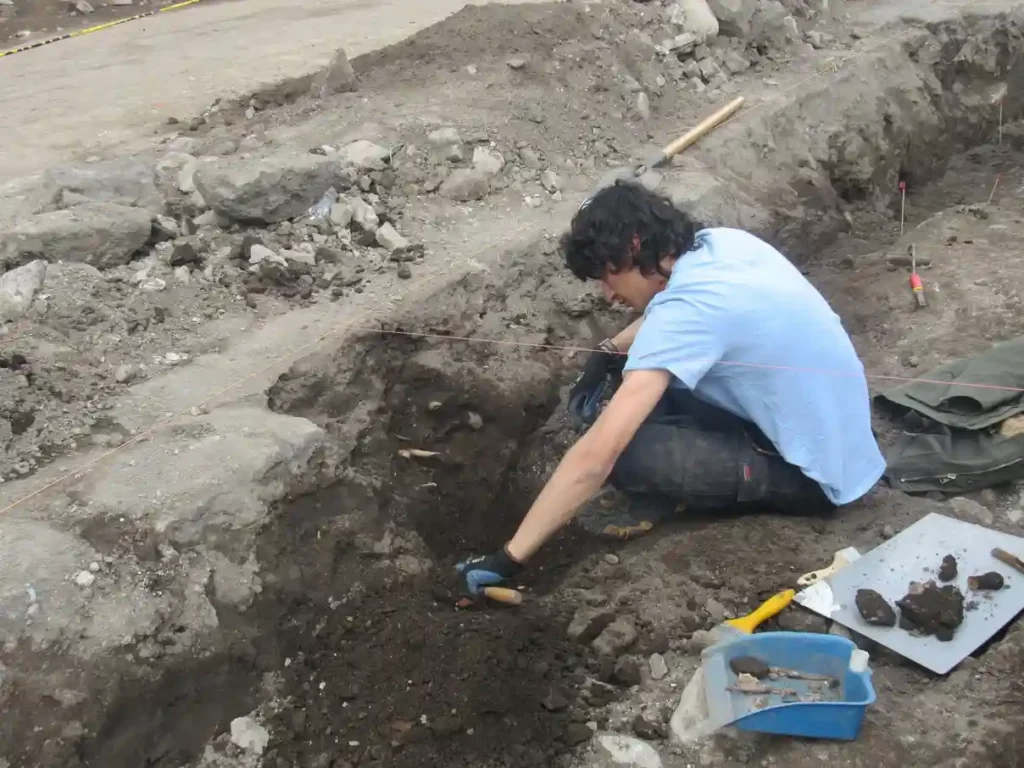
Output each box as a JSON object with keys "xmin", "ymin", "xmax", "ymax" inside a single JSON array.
[
  {"xmin": 938, "ymin": 554, "xmax": 958, "ymax": 582},
  {"xmin": 855, "ymin": 589, "xmax": 897, "ymax": 627}
]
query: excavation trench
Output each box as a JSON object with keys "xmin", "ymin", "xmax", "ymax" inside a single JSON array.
[
  {"xmin": 17, "ymin": 8, "xmax": 1024, "ymax": 768},
  {"xmin": 92, "ymin": 118, "xmax": 1024, "ymax": 766}
]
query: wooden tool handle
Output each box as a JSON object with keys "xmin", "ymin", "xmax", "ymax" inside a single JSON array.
[
  {"xmin": 798, "ymin": 564, "xmax": 836, "ymax": 587},
  {"xmin": 660, "ymin": 97, "xmax": 745, "ymax": 159},
  {"xmin": 992, "ymin": 547, "xmax": 1024, "ymax": 575},
  {"xmin": 483, "ymin": 587, "xmax": 523, "ymax": 605}
]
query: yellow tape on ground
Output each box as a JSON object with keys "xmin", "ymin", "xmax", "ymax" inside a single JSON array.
[{"xmin": 0, "ymin": 0, "xmax": 203, "ymax": 58}]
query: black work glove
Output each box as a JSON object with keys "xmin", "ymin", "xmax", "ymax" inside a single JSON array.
[
  {"xmin": 455, "ymin": 546, "xmax": 523, "ymax": 596},
  {"xmin": 567, "ymin": 339, "xmax": 625, "ymax": 426}
]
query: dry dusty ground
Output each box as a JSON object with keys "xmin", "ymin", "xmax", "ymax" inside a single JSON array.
[
  {"xmin": 0, "ymin": 0, "xmax": 540, "ymax": 191},
  {"xmin": 0, "ymin": 1, "xmax": 1023, "ymax": 767}
]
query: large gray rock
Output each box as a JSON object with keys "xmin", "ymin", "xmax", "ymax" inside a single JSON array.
[
  {"xmin": 193, "ymin": 153, "xmax": 354, "ymax": 223},
  {"xmin": 751, "ymin": 1, "xmax": 795, "ymax": 45},
  {"xmin": 668, "ymin": 0, "xmax": 719, "ymax": 42},
  {"xmin": 0, "ymin": 518, "xmax": 166, "ymax": 656},
  {"xmin": 311, "ymin": 47, "xmax": 358, "ymax": 98},
  {"xmin": 706, "ymin": 0, "xmax": 756, "ymax": 36},
  {"xmin": 68, "ymin": 403, "xmax": 324, "ymax": 553},
  {"xmin": 439, "ymin": 168, "xmax": 491, "ymax": 201},
  {"xmin": 592, "ymin": 734, "xmax": 662, "ymax": 768},
  {"xmin": 43, "ymin": 158, "xmax": 164, "ymax": 212},
  {"xmin": 0, "ymin": 260, "xmax": 46, "ymax": 323},
  {"xmin": 341, "ymin": 140, "xmax": 391, "ymax": 172},
  {"xmin": 0, "ymin": 203, "xmax": 151, "ymax": 269}
]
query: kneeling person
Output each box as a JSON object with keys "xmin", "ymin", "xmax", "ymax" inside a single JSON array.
[{"xmin": 456, "ymin": 181, "xmax": 884, "ymax": 596}]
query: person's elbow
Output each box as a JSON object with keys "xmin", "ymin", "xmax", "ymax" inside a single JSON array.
[{"xmin": 571, "ymin": 433, "xmax": 623, "ymax": 484}]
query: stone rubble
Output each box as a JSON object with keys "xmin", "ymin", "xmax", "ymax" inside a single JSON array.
[
  {"xmin": 229, "ymin": 716, "xmax": 270, "ymax": 755},
  {"xmin": 594, "ymin": 733, "xmax": 662, "ymax": 768},
  {"xmin": 43, "ymin": 158, "xmax": 164, "ymax": 212},
  {"xmin": 375, "ymin": 222, "xmax": 409, "ymax": 253},
  {"xmin": 0, "ymin": 260, "xmax": 46, "ymax": 323},
  {"xmin": 648, "ymin": 653, "xmax": 669, "ymax": 681},
  {"xmin": 1, "ymin": 203, "xmax": 151, "ymax": 269},
  {"xmin": 592, "ymin": 616, "xmax": 638, "ymax": 658},
  {"xmin": 194, "ymin": 152, "xmax": 356, "ymax": 223},
  {"xmin": 311, "ymin": 47, "xmax": 358, "ymax": 98}
]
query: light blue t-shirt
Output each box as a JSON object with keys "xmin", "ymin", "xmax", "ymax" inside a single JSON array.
[{"xmin": 623, "ymin": 227, "xmax": 884, "ymax": 505}]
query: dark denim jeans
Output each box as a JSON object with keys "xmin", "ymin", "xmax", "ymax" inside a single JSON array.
[{"xmin": 608, "ymin": 388, "xmax": 834, "ymax": 513}]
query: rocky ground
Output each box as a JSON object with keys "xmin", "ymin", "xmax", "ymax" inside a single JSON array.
[{"xmin": 1, "ymin": 0, "xmax": 1024, "ymax": 767}]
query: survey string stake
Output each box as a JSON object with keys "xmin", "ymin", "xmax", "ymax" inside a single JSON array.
[
  {"xmin": 899, "ymin": 180, "xmax": 907, "ymax": 236},
  {"xmin": 991, "ymin": 83, "xmax": 1007, "ymax": 147},
  {"xmin": 909, "ymin": 244, "xmax": 927, "ymax": 309},
  {"xmin": 999, "ymin": 98, "xmax": 1003, "ymax": 146}
]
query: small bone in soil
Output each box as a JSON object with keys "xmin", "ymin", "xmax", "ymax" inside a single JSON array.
[
  {"xmin": 856, "ymin": 588, "xmax": 898, "ymax": 626},
  {"xmin": 938, "ymin": 554, "xmax": 958, "ymax": 582},
  {"xmin": 729, "ymin": 657, "xmax": 836, "ymax": 684},
  {"xmin": 968, "ymin": 571, "xmax": 1005, "ymax": 590},
  {"xmin": 728, "ymin": 673, "xmax": 798, "ymax": 697}
]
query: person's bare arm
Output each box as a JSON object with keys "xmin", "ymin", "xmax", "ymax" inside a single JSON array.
[
  {"xmin": 505, "ymin": 368, "xmax": 671, "ymax": 562},
  {"xmin": 609, "ymin": 317, "xmax": 644, "ymax": 354}
]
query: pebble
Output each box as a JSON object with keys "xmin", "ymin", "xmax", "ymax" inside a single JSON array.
[
  {"xmin": 467, "ymin": 411, "xmax": 483, "ymax": 430},
  {"xmin": 567, "ymin": 609, "xmax": 615, "ymax": 644},
  {"xmin": 612, "ymin": 658, "xmax": 642, "ymax": 687},
  {"xmin": 375, "ymin": 222, "xmax": 409, "ymax": 253},
  {"xmin": 427, "ymin": 127, "xmax": 463, "ymax": 147},
  {"xmin": 632, "ymin": 714, "xmax": 665, "ymax": 741},
  {"xmin": 397, "ymin": 264, "xmax": 412, "ymax": 280},
  {"xmin": 507, "ymin": 56, "xmax": 528, "ymax": 70},
  {"xmin": 688, "ymin": 629, "xmax": 715, "ymax": 651},
  {"xmin": 540, "ymin": 688, "xmax": 569, "ymax": 712},
  {"xmin": 636, "ymin": 92, "xmax": 652, "ymax": 120},
  {"xmin": 230, "ymin": 716, "xmax": 270, "ymax": 755},
  {"xmin": 604, "ymin": 553, "xmax": 620, "ymax": 565},
  {"xmin": 350, "ymin": 197, "xmax": 379, "ymax": 232},
  {"xmin": 564, "ymin": 723, "xmax": 593, "ymax": 746},
  {"xmin": 74, "ymin": 571, "xmax": 95, "ymax": 588},
  {"xmin": 249, "ymin": 244, "xmax": 281, "ymax": 266},
  {"xmin": 472, "ymin": 146, "xmax": 505, "ymax": 177},
  {"xmin": 540, "ymin": 169, "xmax": 562, "ymax": 193},
  {"xmin": 592, "ymin": 616, "xmax": 638, "ymax": 657},
  {"xmin": 881, "ymin": 524, "xmax": 896, "ymax": 539},
  {"xmin": 169, "ymin": 242, "xmax": 200, "ymax": 267},
  {"xmin": 950, "ymin": 497, "xmax": 995, "ymax": 526},
  {"xmin": 88, "ymin": 562, "xmax": 100, "ymax": 573},
  {"xmin": 704, "ymin": 598, "xmax": 727, "ymax": 623},
  {"xmin": 649, "ymin": 653, "xmax": 668, "ymax": 680}
]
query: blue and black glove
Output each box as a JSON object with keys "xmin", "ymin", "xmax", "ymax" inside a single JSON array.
[
  {"xmin": 567, "ymin": 339, "xmax": 625, "ymax": 427},
  {"xmin": 455, "ymin": 546, "xmax": 523, "ymax": 596}
]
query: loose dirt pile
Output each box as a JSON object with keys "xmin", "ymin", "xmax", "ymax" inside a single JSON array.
[{"xmin": 1, "ymin": 2, "xmax": 1024, "ymax": 768}]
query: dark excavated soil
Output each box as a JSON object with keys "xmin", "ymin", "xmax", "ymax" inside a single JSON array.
[
  {"xmin": 257, "ymin": 337, "xmax": 608, "ymax": 768},
  {"xmin": 897, "ymin": 582, "xmax": 966, "ymax": 642}
]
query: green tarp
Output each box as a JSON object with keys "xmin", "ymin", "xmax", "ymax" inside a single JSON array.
[{"xmin": 876, "ymin": 336, "xmax": 1024, "ymax": 494}]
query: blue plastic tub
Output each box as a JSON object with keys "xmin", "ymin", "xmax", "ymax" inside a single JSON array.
[{"xmin": 701, "ymin": 632, "xmax": 876, "ymax": 741}]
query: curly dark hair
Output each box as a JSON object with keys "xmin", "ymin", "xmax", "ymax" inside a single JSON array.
[{"xmin": 560, "ymin": 180, "xmax": 704, "ymax": 281}]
